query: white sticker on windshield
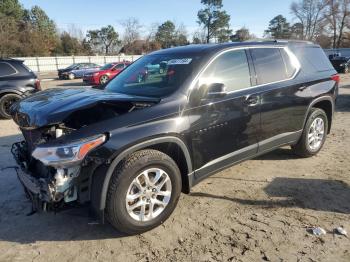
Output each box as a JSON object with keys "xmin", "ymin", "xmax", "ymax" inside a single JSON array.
[{"xmin": 168, "ymin": 58, "xmax": 193, "ymax": 65}]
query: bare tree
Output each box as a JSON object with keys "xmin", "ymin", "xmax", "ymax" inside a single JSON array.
[
  {"xmin": 291, "ymin": 0, "xmax": 329, "ymax": 40},
  {"xmin": 325, "ymin": 0, "xmax": 350, "ymax": 48},
  {"xmin": 67, "ymin": 23, "xmax": 84, "ymax": 41},
  {"xmin": 145, "ymin": 23, "xmax": 159, "ymax": 42},
  {"xmin": 192, "ymin": 28, "xmax": 207, "ymax": 44},
  {"xmin": 121, "ymin": 17, "xmax": 142, "ymax": 46}
]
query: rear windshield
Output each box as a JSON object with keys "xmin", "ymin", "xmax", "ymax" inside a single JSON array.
[{"xmin": 106, "ymin": 54, "xmax": 202, "ymax": 98}]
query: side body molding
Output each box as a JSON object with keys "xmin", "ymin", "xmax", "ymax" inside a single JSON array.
[{"xmin": 99, "ymin": 136, "xmax": 192, "ymax": 210}]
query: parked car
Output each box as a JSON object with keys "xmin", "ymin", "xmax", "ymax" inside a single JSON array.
[
  {"xmin": 329, "ymin": 54, "xmax": 350, "ymax": 73},
  {"xmin": 0, "ymin": 58, "xmax": 41, "ymax": 119},
  {"xmin": 83, "ymin": 61, "xmax": 130, "ymax": 85},
  {"xmin": 10, "ymin": 41, "xmax": 338, "ymax": 235},
  {"xmin": 58, "ymin": 63, "xmax": 100, "ymax": 80}
]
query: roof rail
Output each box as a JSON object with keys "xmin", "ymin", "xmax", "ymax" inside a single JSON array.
[
  {"xmin": 244, "ymin": 39, "xmax": 314, "ymax": 45},
  {"xmin": 0, "ymin": 57, "xmax": 24, "ymax": 62}
]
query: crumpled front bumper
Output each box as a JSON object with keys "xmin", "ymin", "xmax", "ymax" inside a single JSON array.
[{"xmin": 11, "ymin": 142, "xmax": 52, "ymax": 211}]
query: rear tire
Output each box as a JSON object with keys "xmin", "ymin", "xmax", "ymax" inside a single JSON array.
[
  {"xmin": 0, "ymin": 93, "xmax": 21, "ymax": 119},
  {"xmin": 292, "ymin": 108, "xmax": 328, "ymax": 157},
  {"xmin": 106, "ymin": 149, "xmax": 182, "ymax": 235}
]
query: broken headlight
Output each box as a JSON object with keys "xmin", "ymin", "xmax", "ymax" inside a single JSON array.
[{"xmin": 32, "ymin": 135, "xmax": 106, "ymax": 167}]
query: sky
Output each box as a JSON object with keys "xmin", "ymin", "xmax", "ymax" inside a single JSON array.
[{"xmin": 20, "ymin": 0, "xmax": 295, "ymax": 38}]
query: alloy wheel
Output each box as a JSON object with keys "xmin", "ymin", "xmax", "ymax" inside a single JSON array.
[
  {"xmin": 308, "ymin": 117, "xmax": 325, "ymax": 151},
  {"xmin": 100, "ymin": 75, "xmax": 109, "ymax": 84},
  {"xmin": 125, "ymin": 168, "xmax": 172, "ymax": 222}
]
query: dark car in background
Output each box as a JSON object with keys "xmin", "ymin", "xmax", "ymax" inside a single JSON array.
[
  {"xmin": 10, "ymin": 41, "xmax": 338, "ymax": 235},
  {"xmin": 0, "ymin": 58, "xmax": 41, "ymax": 119},
  {"xmin": 83, "ymin": 61, "xmax": 130, "ymax": 85},
  {"xmin": 58, "ymin": 63, "xmax": 100, "ymax": 80},
  {"xmin": 329, "ymin": 54, "xmax": 350, "ymax": 73}
]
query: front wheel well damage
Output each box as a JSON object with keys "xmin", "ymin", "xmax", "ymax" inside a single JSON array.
[{"xmin": 90, "ymin": 139, "xmax": 192, "ymax": 221}]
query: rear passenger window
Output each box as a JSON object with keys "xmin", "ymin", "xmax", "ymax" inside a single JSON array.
[
  {"xmin": 0, "ymin": 62, "xmax": 17, "ymax": 77},
  {"xmin": 251, "ymin": 48, "xmax": 289, "ymax": 85},
  {"xmin": 199, "ymin": 50, "xmax": 251, "ymax": 92}
]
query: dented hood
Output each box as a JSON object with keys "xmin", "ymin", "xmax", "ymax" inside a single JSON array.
[{"xmin": 11, "ymin": 87, "xmax": 159, "ymax": 129}]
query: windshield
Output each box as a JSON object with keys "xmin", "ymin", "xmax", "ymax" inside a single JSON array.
[
  {"xmin": 106, "ymin": 54, "xmax": 202, "ymax": 98},
  {"xmin": 66, "ymin": 64, "xmax": 79, "ymax": 70},
  {"xmin": 100, "ymin": 63, "xmax": 115, "ymax": 70}
]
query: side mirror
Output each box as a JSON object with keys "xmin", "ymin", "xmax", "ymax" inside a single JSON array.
[{"xmin": 206, "ymin": 83, "xmax": 227, "ymax": 98}]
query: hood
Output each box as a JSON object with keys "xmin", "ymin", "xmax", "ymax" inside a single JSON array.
[{"xmin": 11, "ymin": 87, "xmax": 159, "ymax": 129}]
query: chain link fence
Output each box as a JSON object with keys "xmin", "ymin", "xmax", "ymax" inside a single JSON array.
[{"xmin": 12, "ymin": 55, "xmax": 143, "ymax": 72}]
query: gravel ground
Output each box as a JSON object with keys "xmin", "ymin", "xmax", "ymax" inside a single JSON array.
[{"xmin": 0, "ymin": 74, "xmax": 349, "ymax": 262}]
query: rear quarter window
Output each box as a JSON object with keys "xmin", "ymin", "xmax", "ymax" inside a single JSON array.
[
  {"xmin": 291, "ymin": 46, "xmax": 334, "ymax": 73},
  {"xmin": 0, "ymin": 62, "xmax": 18, "ymax": 77}
]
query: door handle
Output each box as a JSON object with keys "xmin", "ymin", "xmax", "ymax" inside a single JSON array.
[
  {"xmin": 298, "ymin": 85, "xmax": 308, "ymax": 91},
  {"xmin": 245, "ymin": 95, "xmax": 259, "ymax": 106}
]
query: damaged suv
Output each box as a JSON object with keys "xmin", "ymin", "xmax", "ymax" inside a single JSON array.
[{"xmin": 10, "ymin": 41, "xmax": 338, "ymax": 234}]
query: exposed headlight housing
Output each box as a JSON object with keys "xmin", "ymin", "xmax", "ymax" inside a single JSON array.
[{"xmin": 32, "ymin": 135, "xmax": 106, "ymax": 167}]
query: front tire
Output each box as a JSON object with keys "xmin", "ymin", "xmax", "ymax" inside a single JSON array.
[
  {"xmin": 99, "ymin": 75, "xmax": 109, "ymax": 85},
  {"xmin": 106, "ymin": 149, "xmax": 182, "ymax": 235},
  {"xmin": 68, "ymin": 73, "xmax": 75, "ymax": 80},
  {"xmin": 0, "ymin": 93, "xmax": 21, "ymax": 119},
  {"xmin": 292, "ymin": 108, "xmax": 328, "ymax": 157}
]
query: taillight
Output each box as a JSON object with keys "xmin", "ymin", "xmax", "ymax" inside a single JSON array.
[
  {"xmin": 35, "ymin": 79, "xmax": 41, "ymax": 91},
  {"xmin": 331, "ymin": 74, "xmax": 340, "ymax": 84}
]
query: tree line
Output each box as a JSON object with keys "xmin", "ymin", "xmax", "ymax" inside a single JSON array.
[
  {"xmin": 264, "ymin": 0, "xmax": 350, "ymax": 48},
  {"xmin": 1, "ymin": 0, "xmax": 350, "ymax": 57},
  {"xmin": 0, "ymin": 0, "xmax": 234, "ymax": 57}
]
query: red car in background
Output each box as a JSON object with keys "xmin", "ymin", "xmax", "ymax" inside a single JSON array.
[{"xmin": 83, "ymin": 61, "xmax": 131, "ymax": 85}]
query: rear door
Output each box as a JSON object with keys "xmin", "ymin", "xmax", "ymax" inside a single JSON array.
[{"xmin": 249, "ymin": 47, "xmax": 311, "ymax": 152}]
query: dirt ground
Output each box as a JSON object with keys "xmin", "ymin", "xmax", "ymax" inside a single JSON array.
[{"xmin": 0, "ymin": 74, "xmax": 349, "ymax": 262}]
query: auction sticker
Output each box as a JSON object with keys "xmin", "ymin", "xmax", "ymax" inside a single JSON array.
[{"xmin": 168, "ymin": 58, "xmax": 193, "ymax": 65}]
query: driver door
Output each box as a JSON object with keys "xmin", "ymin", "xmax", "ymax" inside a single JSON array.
[{"xmin": 186, "ymin": 49, "xmax": 261, "ymax": 181}]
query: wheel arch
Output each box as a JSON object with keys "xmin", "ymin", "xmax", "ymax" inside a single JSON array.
[
  {"xmin": 0, "ymin": 89, "xmax": 23, "ymax": 97},
  {"xmin": 98, "ymin": 136, "xmax": 193, "ymax": 212},
  {"xmin": 308, "ymin": 96, "xmax": 334, "ymax": 134}
]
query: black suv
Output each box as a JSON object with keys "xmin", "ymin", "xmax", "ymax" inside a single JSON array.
[
  {"xmin": 10, "ymin": 41, "xmax": 338, "ymax": 234},
  {"xmin": 329, "ymin": 54, "xmax": 350, "ymax": 73},
  {"xmin": 0, "ymin": 58, "xmax": 40, "ymax": 119}
]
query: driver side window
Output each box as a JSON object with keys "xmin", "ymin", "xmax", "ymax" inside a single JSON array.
[{"xmin": 199, "ymin": 49, "xmax": 252, "ymax": 92}]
